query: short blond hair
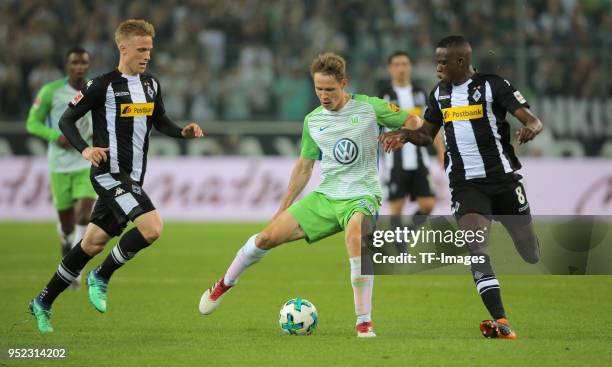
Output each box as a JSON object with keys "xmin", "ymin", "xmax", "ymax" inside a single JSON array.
[
  {"xmin": 115, "ymin": 19, "xmax": 155, "ymax": 44},
  {"xmin": 310, "ymin": 53, "xmax": 347, "ymax": 81}
]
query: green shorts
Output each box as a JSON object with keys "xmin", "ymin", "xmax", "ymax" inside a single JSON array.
[
  {"xmin": 50, "ymin": 168, "xmax": 96, "ymax": 210},
  {"xmin": 287, "ymin": 191, "xmax": 380, "ymax": 243}
]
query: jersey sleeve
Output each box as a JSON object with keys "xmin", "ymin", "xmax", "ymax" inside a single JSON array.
[
  {"xmin": 61, "ymin": 77, "xmax": 105, "ymax": 153},
  {"xmin": 364, "ymin": 96, "xmax": 408, "ymax": 129},
  {"xmin": 67, "ymin": 77, "xmax": 105, "ymax": 112},
  {"xmin": 152, "ymin": 77, "xmax": 166, "ymax": 119},
  {"xmin": 300, "ymin": 116, "xmax": 321, "ymax": 160},
  {"xmin": 150, "ymin": 78, "xmax": 183, "ymax": 137},
  {"xmin": 489, "ymin": 76, "xmax": 530, "ymax": 113},
  {"xmin": 26, "ymin": 84, "xmax": 61, "ymax": 142},
  {"xmin": 423, "ymin": 88, "xmax": 444, "ymax": 126}
]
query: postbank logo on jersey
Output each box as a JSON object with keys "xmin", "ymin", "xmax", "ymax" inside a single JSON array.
[
  {"xmin": 120, "ymin": 102, "xmax": 154, "ymax": 117},
  {"xmin": 333, "ymin": 138, "xmax": 358, "ymax": 164},
  {"xmin": 442, "ymin": 104, "xmax": 483, "ymax": 123}
]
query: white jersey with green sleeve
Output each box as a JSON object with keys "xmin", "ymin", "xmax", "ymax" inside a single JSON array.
[
  {"xmin": 26, "ymin": 78, "xmax": 92, "ymax": 173},
  {"xmin": 301, "ymin": 94, "xmax": 407, "ymax": 200}
]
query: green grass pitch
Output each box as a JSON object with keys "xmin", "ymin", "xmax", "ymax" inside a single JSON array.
[{"xmin": 1, "ymin": 222, "xmax": 611, "ymax": 366}]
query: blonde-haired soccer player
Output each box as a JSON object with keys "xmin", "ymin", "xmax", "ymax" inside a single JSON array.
[
  {"xmin": 28, "ymin": 19, "xmax": 204, "ymax": 333},
  {"xmin": 199, "ymin": 53, "xmax": 421, "ymax": 337}
]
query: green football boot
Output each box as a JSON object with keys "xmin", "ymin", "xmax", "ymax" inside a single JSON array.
[
  {"xmin": 29, "ymin": 299, "xmax": 53, "ymax": 333},
  {"xmin": 87, "ymin": 271, "xmax": 108, "ymax": 313}
]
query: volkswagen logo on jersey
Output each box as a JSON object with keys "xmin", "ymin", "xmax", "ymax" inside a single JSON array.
[{"xmin": 333, "ymin": 138, "xmax": 358, "ymax": 164}]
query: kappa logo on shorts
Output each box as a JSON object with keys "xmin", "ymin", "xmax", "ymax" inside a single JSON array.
[
  {"xmin": 114, "ymin": 187, "xmax": 125, "ymax": 197},
  {"xmin": 451, "ymin": 201, "xmax": 461, "ymax": 214},
  {"xmin": 333, "ymin": 138, "xmax": 358, "ymax": 165}
]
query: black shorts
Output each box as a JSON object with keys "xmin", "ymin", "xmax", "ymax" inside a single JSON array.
[
  {"xmin": 450, "ymin": 180, "xmax": 531, "ymax": 222},
  {"xmin": 89, "ymin": 172, "xmax": 156, "ymax": 237},
  {"xmin": 386, "ymin": 167, "xmax": 434, "ymax": 201}
]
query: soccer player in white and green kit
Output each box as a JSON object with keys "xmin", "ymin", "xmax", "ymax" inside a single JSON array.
[
  {"xmin": 199, "ymin": 53, "xmax": 422, "ymax": 337},
  {"xmin": 26, "ymin": 47, "xmax": 96, "ymax": 274}
]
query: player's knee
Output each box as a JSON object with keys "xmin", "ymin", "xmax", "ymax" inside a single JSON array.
[
  {"xmin": 140, "ymin": 223, "xmax": 163, "ymax": 243},
  {"xmin": 419, "ymin": 200, "xmax": 435, "ymax": 214},
  {"xmin": 81, "ymin": 239, "xmax": 106, "ymax": 256},
  {"xmin": 255, "ymin": 232, "xmax": 277, "ymax": 250},
  {"xmin": 345, "ymin": 232, "xmax": 362, "ymax": 253}
]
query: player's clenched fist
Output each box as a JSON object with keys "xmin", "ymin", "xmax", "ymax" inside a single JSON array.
[
  {"xmin": 81, "ymin": 146, "xmax": 110, "ymax": 167},
  {"xmin": 181, "ymin": 122, "xmax": 204, "ymax": 138}
]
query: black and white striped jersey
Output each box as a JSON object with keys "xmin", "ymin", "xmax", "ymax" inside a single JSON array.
[
  {"xmin": 424, "ymin": 73, "xmax": 529, "ymax": 187},
  {"xmin": 380, "ymin": 84, "xmax": 429, "ymax": 172},
  {"xmin": 63, "ymin": 69, "xmax": 181, "ymax": 183}
]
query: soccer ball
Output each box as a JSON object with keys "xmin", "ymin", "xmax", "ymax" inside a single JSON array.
[{"xmin": 279, "ymin": 297, "xmax": 318, "ymax": 335}]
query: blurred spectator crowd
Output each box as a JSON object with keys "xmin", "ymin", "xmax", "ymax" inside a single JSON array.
[{"xmin": 0, "ymin": 0, "xmax": 610, "ymax": 122}]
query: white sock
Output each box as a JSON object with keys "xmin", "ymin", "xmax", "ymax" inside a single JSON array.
[
  {"xmin": 350, "ymin": 256, "xmax": 373, "ymax": 324},
  {"xmin": 72, "ymin": 224, "xmax": 87, "ymax": 248},
  {"xmin": 223, "ymin": 234, "xmax": 268, "ymax": 286},
  {"xmin": 56, "ymin": 222, "xmax": 73, "ymax": 246}
]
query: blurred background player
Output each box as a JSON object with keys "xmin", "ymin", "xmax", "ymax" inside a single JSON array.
[
  {"xmin": 26, "ymin": 47, "xmax": 95, "ymax": 288},
  {"xmin": 28, "ymin": 19, "xmax": 204, "ymax": 333},
  {"xmin": 199, "ymin": 52, "xmax": 422, "ymax": 338},
  {"xmin": 379, "ymin": 51, "xmax": 444, "ymax": 232},
  {"xmin": 380, "ymin": 35, "xmax": 543, "ymax": 339}
]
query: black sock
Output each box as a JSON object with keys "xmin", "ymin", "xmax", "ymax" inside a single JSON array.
[
  {"xmin": 474, "ymin": 273, "xmax": 506, "ymax": 319},
  {"xmin": 411, "ymin": 209, "xmax": 428, "ymax": 228},
  {"xmin": 38, "ymin": 241, "xmax": 92, "ymax": 307},
  {"xmin": 95, "ymin": 227, "xmax": 151, "ymax": 281},
  {"xmin": 390, "ymin": 215, "xmax": 402, "ymax": 230}
]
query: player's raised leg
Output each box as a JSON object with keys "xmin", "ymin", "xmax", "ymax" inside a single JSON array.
[
  {"xmin": 345, "ymin": 212, "xmax": 376, "ymax": 338},
  {"xmin": 29, "ymin": 223, "xmax": 110, "ymax": 332},
  {"xmin": 460, "ymin": 213, "xmax": 517, "ymax": 339},
  {"xmin": 199, "ymin": 210, "xmax": 305, "ymax": 315},
  {"xmin": 87, "ymin": 210, "xmax": 162, "ymax": 313}
]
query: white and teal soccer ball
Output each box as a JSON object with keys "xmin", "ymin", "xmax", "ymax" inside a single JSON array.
[{"xmin": 279, "ymin": 297, "xmax": 318, "ymax": 335}]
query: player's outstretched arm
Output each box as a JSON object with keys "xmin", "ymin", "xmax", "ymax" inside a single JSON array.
[
  {"xmin": 513, "ymin": 107, "xmax": 543, "ymax": 145},
  {"xmin": 379, "ymin": 120, "xmax": 439, "ymax": 152},
  {"xmin": 271, "ymin": 157, "xmax": 315, "ymax": 220},
  {"xmin": 153, "ymin": 115, "xmax": 203, "ymax": 139}
]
